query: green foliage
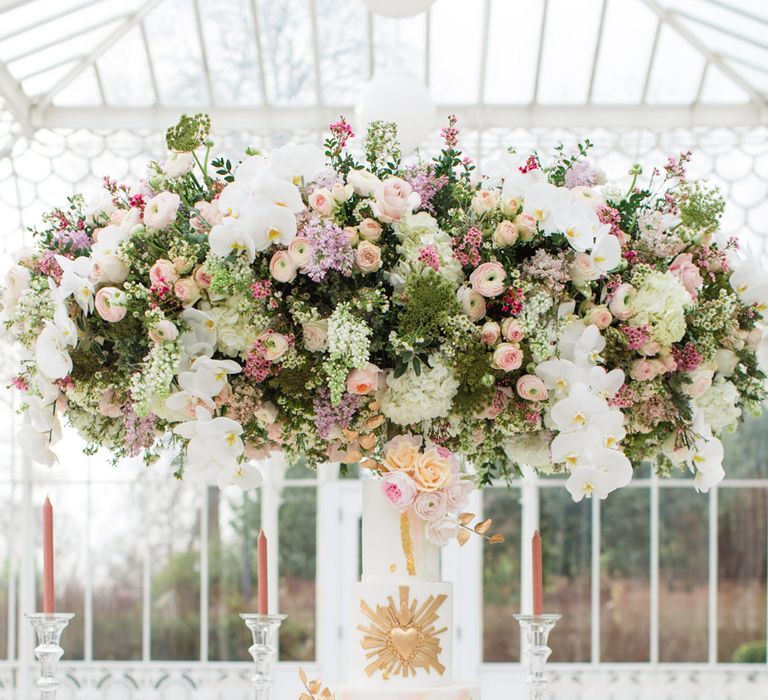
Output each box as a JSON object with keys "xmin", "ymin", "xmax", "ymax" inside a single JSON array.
[
  {"xmin": 363, "ymin": 121, "xmax": 401, "ymax": 175},
  {"xmin": 397, "ymin": 272, "xmax": 460, "ymax": 344},
  {"xmin": 732, "ymin": 640, "xmax": 767, "ymax": 663},
  {"xmin": 548, "ymin": 139, "xmax": 594, "ymax": 187},
  {"xmin": 166, "ymin": 113, "xmax": 211, "ymax": 153},
  {"xmin": 679, "ymin": 180, "xmax": 725, "ymax": 236}
]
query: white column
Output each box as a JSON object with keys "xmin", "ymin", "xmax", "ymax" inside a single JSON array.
[
  {"xmin": 199, "ymin": 485, "xmax": 209, "ymax": 662},
  {"xmin": 17, "ymin": 455, "xmax": 34, "ymax": 697},
  {"xmin": 650, "ymin": 473, "xmax": 660, "ymax": 664},
  {"xmin": 590, "ymin": 495, "xmax": 601, "ymax": 664},
  {"xmin": 708, "ymin": 485, "xmax": 718, "ymax": 664}
]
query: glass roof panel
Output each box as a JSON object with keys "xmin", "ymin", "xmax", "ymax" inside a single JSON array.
[
  {"xmin": 484, "ymin": 0, "xmax": 544, "ymax": 104},
  {"xmin": 97, "ymin": 26, "xmax": 154, "ymax": 106},
  {"xmin": 429, "ymin": 0, "xmax": 483, "ymax": 104},
  {"xmin": 591, "ymin": 0, "xmax": 658, "ymax": 104},
  {"xmin": 50, "ymin": 66, "xmax": 102, "ymax": 106},
  {"xmin": 699, "ymin": 64, "xmax": 751, "ymax": 102},
  {"xmin": 660, "ymin": 0, "xmax": 768, "ymax": 45},
  {"xmin": 372, "ymin": 13, "xmax": 427, "ymax": 82},
  {"xmin": 646, "ymin": 23, "xmax": 706, "ymax": 103},
  {"xmin": 257, "ymin": 0, "xmax": 314, "ymax": 105},
  {"xmin": 537, "ymin": 0, "xmax": 605, "ymax": 104},
  {"xmin": 317, "ymin": 0, "xmax": 368, "ymax": 104}
]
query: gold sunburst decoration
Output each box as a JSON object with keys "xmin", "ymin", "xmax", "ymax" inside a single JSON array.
[{"xmin": 358, "ymin": 586, "xmax": 447, "ymax": 680}]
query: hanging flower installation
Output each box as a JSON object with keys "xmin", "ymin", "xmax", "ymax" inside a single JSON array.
[{"xmin": 4, "ymin": 113, "xmax": 766, "ymax": 517}]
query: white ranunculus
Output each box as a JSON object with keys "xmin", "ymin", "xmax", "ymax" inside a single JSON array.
[
  {"xmin": 347, "ymin": 169, "xmax": 381, "ymax": 196},
  {"xmin": 162, "ymin": 152, "xmax": 196, "ymax": 178},
  {"xmin": 2, "ymin": 264, "xmax": 31, "ymax": 315},
  {"xmin": 84, "ymin": 192, "xmax": 116, "ymax": 226}
]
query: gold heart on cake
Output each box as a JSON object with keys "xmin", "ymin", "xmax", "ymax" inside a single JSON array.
[{"xmin": 358, "ymin": 586, "xmax": 448, "ymax": 679}]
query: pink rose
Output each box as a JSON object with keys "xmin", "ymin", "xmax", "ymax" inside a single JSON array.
[
  {"xmin": 669, "ymin": 253, "xmax": 703, "ymax": 300},
  {"xmin": 609, "ymin": 283, "xmax": 636, "ymax": 321},
  {"xmin": 444, "ymin": 478, "xmax": 474, "ymax": 511},
  {"xmin": 355, "ymin": 241, "xmax": 382, "ymax": 273},
  {"xmin": 346, "ymin": 363, "xmax": 381, "ymax": 395},
  {"xmin": 682, "ymin": 368, "xmax": 714, "ymax": 399},
  {"xmin": 648, "ymin": 359, "xmax": 668, "ymax": 377},
  {"xmin": 630, "ymin": 359, "xmax": 657, "ymax": 381},
  {"xmin": 457, "ymin": 286, "xmax": 486, "ymax": 322},
  {"xmin": 470, "ymin": 262, "xmax": 506, "ymax": 297},
  {"xmin": 190, "ymin": 200, "xmax": 222, "ymax": 231},
  {"xmin": 382, "ymin": 472, "xmax": 418, "ymax": 512},
  {"xmin": 480, "ymin": 321, "xmax": 501, "ymax": 345},
  {"xmin": 640, "ymin": 340, "xmax": 661, "ymax": 357},
  {"xmin": 94, "ymin": 287, "xmax": 127, "ymax": 322},
  {"xmin": 343, "ymin": 226, "xmax": 360, "ymax": 245},
  {"xmin": 414, "ymin": 490, "xmax": 448, "ymax": 522},
  {"xmin": 270, "ymin": 250, "xmax": 297, "ymax": 283},
  {"xmin": 149, "ymin": 259, "xmax": 178, "ymax": 287},
  {"xmin": 358, "ymin": 218, "xmax": 383, "ymax": 242},
  {"xmin": 492, "ymin": 343, "xmax": 523, "ymax": 372},
  {"xmin": 373, "ymin": 177, "xmax": 420, "ymax": 223},
  {"xmin": 660, "ymin": 353, "xmax": 677, "ymax": 372},
  {"xmin": 149, "ymin": 319, "xmax": 178, "ymax": 343},
  {"xmin": 570, "ymin": 252, "xmax": 598, "ymax": 284},
  {"xmin": 257, "ymin": 331, "xmax": 290, "ymax": 361},
  {"xmin": 98, "ymin": 388, "xmax": 123, "ymax": 418},
  {"xmin": 143, "ymin": 191, "xmax": 181, "ymax": 229},
  {"xmin": 288, "ymin": 237, "xmax": 311, "ymax": 268},
  {"xmin": 302, "ymin": 319, "xmax": 328, "ymax": 352},
  {"xmin": 174, "ymin": 277, "xmax": 201, "ymax": 306},
  {"xmin": 309, "ymin": 187, "xmax": 334, "ymax": 216},
  {"xmin": 425, "ymin": 516, "xmax": 460, "ymax": 546},
  {"xmin": 501, "ymin": 318, "xmax": 524, "ymax": 343},
  {"xmin": 493, "ymin": 220, "xmax": 518, "ymax": 247},
  {"xmin": 471, "ymin": 189, "xmax": 498, "ymax": 215},
  {"xmin": 516, "ymin": 374, "xmax": 548, "ymax": 401},
  {"xmin": 584, "ymin": 305, "xmax": 613, "ymax": 330},
  {"xmin": 193, "ymin": 265, "xmax": 212, "ymax": 289},
  {"xmin": 515, "ymin": 214, "xmax": 537, "ymax": 241}
]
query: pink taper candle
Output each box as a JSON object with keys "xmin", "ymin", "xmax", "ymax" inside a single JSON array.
[
  {"xmin": 532, "ymin": 529, "xmax": 543, "ymax": 616},
  {"xmin": 257, "ymin": 529, "xmax": 268, "ymax": 615},
  {"xmin": 43, "ymin": 496, "xmax": 55, "ymax": 614}
]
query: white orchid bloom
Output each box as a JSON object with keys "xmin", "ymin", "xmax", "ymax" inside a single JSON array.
[
  {"xmin": 587, "ymin": 366, "xmax": 625, "ymax": 398},
  {"xmin": 90, "ymin": 224, "xmax": 130, "ymax": 284},
  {"xmin": 590, "ymin": 232, "xmax": 622, "ymax": 274},
  {"xmin": 250, "ymin": 173, "xmax": 304, "ymax": 213},
  {"xmin": 35, "ymin": 324, "xmax": 73, "ymax": 379},
  {"xmin": 550, "ymin": 383, "xmax": 609, "ymax": 433},
  {"xmin": 174, "ymin": 406, "xmax": 245, "ymax": 471},
  {"xmin": 24, "ymin": 395, "xmax": 58, "ymax": 433},
  {"xmin": 730, "ymin": 256, "xmax": 768, "ymax": 316},
  {"xmin": 560, "ymin": 322, "xmax": 605, "ymax": 367},
  {"xmin": 250, "ymin": 199, "xmax": 298, "ymax": 249},
  {"xmin": 180, "ymin": 308, "xmax": 217, "ymax": 357},
  {"xmin": 268, "ymin": 144, "xmax": 325, "ymax": 185},
  {"xmin": 566, "ymin": 465, "xmax": 612, "ymax": 502},
  {"xmin": 18, "ymin": 429, "xmax": 59, "ymax": 467},
  {"xmin": 551, "ymin": 410, "xmax": 626, "ymax": 466},
  {"xmin": 560, "ymin": 202, "xmax": 607, "ymax": 252},
  {"xmin": 217, "ymin": 462, "xmax": 263, "ymax": 490},
  {"xmin": 689, "ymin": 435, "xmax": 725, "ymax": 493},
  {"xmin": 535, "ymin": 358, "xmax": 587, "ymax": 397},
  {"xmin": 481, "ymin": 153, "xmax": 545, "ymax": 197},
  {"xmin": 55, "ymin": 255, "xmax": 94, "ymax": 314},
  {"xmin": 216, "ymin": 180, "xmax": 255, "ymax": 219},
  {"xmin": 52, "ymin": 302, "xmax": 78, "ymax": 348},
  {"xmin": 586, "ymin": 445, "xmax": 633, "ymax": 489},
  {"xmin": 209, "ymin": 218, "xmax": 258, "ymax": 262},
  {"xmin": 521, "ymin": 182, "xmax": 571, "ymax": 235},
  {"xmin": 189, "ymin": 356, "xmax": 242, "ymax": 398}
]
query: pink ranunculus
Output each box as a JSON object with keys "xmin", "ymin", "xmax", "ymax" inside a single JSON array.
[
  {"xmin": 190, "ymin": 200, "xmax": 222, "ymax": 231},
  {"xmin": 381, "ymin": 471, "xmax": 418, "ymax": 512},
  {"xmin": 493, "ymin": 220, "xmax": 518, "ymax": 247},
  {"xmin": 501, "ymin": 317, "xmax": 524, "ymax": 343},
  {"xmin": 358, "ymin": 218, "xmax": 383, "ymax": 242},
  {"xmin": 149, "ymin": 258, "xmax": 178, "ymax": 287},
  {"xmin": 609, "ymin": 283, "xmax": 637, "ymax": 321},
  {"xmin": 480, "ymin": 321, "xmax": 501, "ymax": 346},
  {"xmin": 288, "ymin": 236, "xmax": 311, "ymax": 268},
  {"xmin": 346, "ymin": 363, "xmax": 381, "ymax": 395},
  {"xmin": 94, "ymin": 287, "xmax": 127, "ymax": 322},
  {"xmin": 309, "ymin": 187, "xmax": 334, "ymax": 216},
  {"xmin": 143, "ymin": 191, "xmax": 181, "ymax": 229},
  {"xmin": 492, "ymin": 343, "xmax": 523, "ymax": 372},
  {"xmin": 174, "ymin": 277, "xmax": 201, "ymax": 306},
  {"xmin": 149, "ymin": 319, "xmax": 178, "ymax": 343},
  {"xmin": 630, "ymin": 358, "xmax": 657, "ymax": 382},
  {"xmin": 669, "ymin": 253, "xmax": 703, "ymax": 299},
  {"xmin": 414, "ymin": 490, "xmax": 448, "ymax": 522},
  {"xmin": 355, "ymin": 241, "xmax": 383, "ymax": 273},
  {"xmin": 457, "ymin": 286, "xmax": 486, "ymax": 322},
  {"xmin": 373, "ymin": 177, "xmax": 420, "ymax": 223},
  {"xmin": 469, "ymin": 261, "xmax": 506, "ymax": 298},
  {"xmin": 425, "ymin": 516, "xmax": 460, "ymax": 546},
  {"xmin": 444, "ymin": 478, "xmax": 474, "ymax": 511},
  {"xmin": 516, "ymin": 374, "xmax": 548, "ymax": 401},
  {"xmin": 269, "ymin": 250, "xmax": 297, "ymax": 283},
  {"xmin": 584, "ymin": 305, "xmax": 613, "ymax": 330}
]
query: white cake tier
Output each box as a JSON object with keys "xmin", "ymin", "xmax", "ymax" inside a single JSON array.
[
  {"xmin": 348, "ymin": 581, "xmax": 453, "ymax": 689},
  {"xmin": 336, "ymin": 684, "xmax": 480, "ymax": 700},
  {"xmin": 362, "ymin": 476, "xmax": 440, "ymax": 584}
]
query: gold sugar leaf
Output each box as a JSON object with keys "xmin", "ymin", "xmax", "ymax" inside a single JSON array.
[
  {"xmin": 299, "ymin": 668, "xmax": 309, "ymax": 685},
  {"xmin": 458, "ymin": 512, "xmax": 475, "ymax": 525},
  {"xmin": 457, "ymin": 528, "xmax": 471, "ymax": 546},
  {"xmin": 299, "ymin": 694, "xmax": 312, "ymax": 700},
  {"xmin": 308, "ymin": 680, "xmax": 322, "ymax": 694},
  {"xmin": 474, "ymin": 518, "xmax": 492, "ymax": 535},
  {"xmin": 342, "ymin": 429, "xmax": 359, "ymax": 442},
  {"xmin": 488, "ymin": 533, "xmax": 506, "ymax": 544},
  {"xmin": 365, "ymin": 415, "xmax": 384, "ymax": 430},
  {"xmin": 319, "ymin": 689, "xmax": 334, "ymax": 699},
  {"xmin": 345, "ymin": 450, "xmax": 363, "ymax": 463},
  {"xmin": 369, "ymin": 400, "xmax": 381, "ymax": 411},
  {"xmin": 359, "ymin": 433, "xmax": 376, "ymax": 451},
  {"xmin": 361, "ymin": 458, "xmax": 380, "ymax": 471}
]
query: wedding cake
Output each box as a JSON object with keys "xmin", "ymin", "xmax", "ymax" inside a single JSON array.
[{"xmin": 337, "ymin": 478, "xmax": 480, "ymax": 700}]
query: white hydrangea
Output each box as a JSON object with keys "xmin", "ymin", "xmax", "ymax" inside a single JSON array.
[
  {"xmin": 211, "ymin": 296, "xmax": 265, "ymax": 358},
  {"xmin": 632, "ymin": 271, "xmax": 691, "ymax": 347},
  {"xmin": 504, "ymin": 431, "xmax": 554, "ymax": 472},
  {"xmin": 696, "ymin": 376, "xmax": 742, "ymax": 434},
  {"xmin": 380, "ymin": 353, "xmax": 460, "ymax": 426}
]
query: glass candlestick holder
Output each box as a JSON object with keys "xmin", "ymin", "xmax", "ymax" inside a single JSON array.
[
  {"xmin": 239, "ymin": 613, "xmax": 286, "ymax": 700},
  {"xmin": 513, "ymin": 613, "xmax": 561, "ymax": 700},
  {"xmin": 25, "ymin": 613, "xmax": 75, "ymax": 699}
]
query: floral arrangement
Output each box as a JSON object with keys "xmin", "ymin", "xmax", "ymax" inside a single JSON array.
[{"xmin": 4, "ymin": 113, "xmax": 766, "ymax": 530}]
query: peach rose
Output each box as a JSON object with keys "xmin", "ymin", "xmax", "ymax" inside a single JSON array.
[
  {"xmin": 516, "ymin": 374, "xmax": 548, "ymax": 401},
  {"xmin": 639, "ymin": 340, "xmax": 661, "ymax": 357},
  {"xmin": 630, "ymin": 358, "xmax": 657, "ymax": 381},
  {"xmin": 143, "ymin": 191, "xmax": 180, "ymax": 229},
  {"xmin": 500, "ymin": 196, "xmax": 520, "ymax": 217},
  {"xmin": 383, "ymin": 434, "xmax": 423, "ymax": 474},
  {"xmin": 682, "ymin": 368, "xmax": 714, "ymax": 399},
  {"xmin": 373, "ymin": 177, "xmax": 419, "ymax": 223},
  {"xmin": 501, "ymin": 318, "xmax": 524, "ymax": 343},
  {"xmin": 470, "ymin": 261, "xmax": 506, "ymax": 297},
  {"xmin": 493, "ymin": 220, "xmax": 518, "ymax": 247},
  {"xmin": 302, "ymin": 319, "xmax": 328, "ymax": 352},
  {"xmin": 346, "ymin": 362, "xmax": 381, "ymax": 395},
  {"xmin": 257, "ymin": 331, "xmax": 290, "ymax": 361},
  {"xmin": 190, "ymin": 200, "xmax": 222, "ymax": 231},
  {"xmin": 149, "ymin": 319, "xmax": 178, "ymax": 343},
  {"xmin": 570, "ymin": 252, "xmax": 598, "ymax": 284},
  {"xmin": 515, "ymin": 213, "xmax": 537, "ymax": 241},
  {"xmin": 358, "ymin": 218, "xmax": 383, "ymax": 242},
  {"xmin": 288, "ymin": 236, "xmax": 311, "ymax": 268},
  {"xmin": 412, "ymin": 449, "xmax": 452, "ymax": 492},
  {"xmin": 309, "ymin": 187, "xmax": 334, "ymax": 216},
  {"xmin": 584, "ymin": 305, "xmax": 613, "ymax": 329},
  {"xmin": 480, "ymin": 321, "xmax": 501, "ymax": 345},
  {"xmin": 457, "ymin": 286, "xmax": 486, "ymax": 322},
  {"xmin": 149, "ymin": 259, "xmax": 178, "ymax": 287},
  {"xmin": 471, "ymin": 189, "xmax": 498, "ymax": 215},
  {"xmin": 174, "ymin": 277, "xmax": 201, "ymax": 306},
  {"xmin": 270, "ymin": 250, "xmax": 297, "ymax": 283},
  {"xmin": 669, "ymin": 253, "xmax": 703, "ymax": 300},
  {"xmin": 173, "ymin": 256, "xmax": 194, "ymax": 275},
  {"xmin": 94, "ymin": 287, "xmax": 127, "ymax": 322},
  {"xmin": 609, "ymin": 283, "xmax": 636, "ymax": 321},
  {"xmin": 492, "ymin": 343, "xmax": 523, "ymax": 372},
  {"xmin": 355, "ymin": 241, "xmax": 382, "ymax": 273}
]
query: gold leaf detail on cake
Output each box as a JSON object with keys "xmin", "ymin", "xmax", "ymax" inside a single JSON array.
[
  {"xmin": 358, "ymin": 585, "xmax": 447, "ymax": 680},
  {"xmin": 400, "ymin": 513, "xmax": 417, "ymax": 576}
]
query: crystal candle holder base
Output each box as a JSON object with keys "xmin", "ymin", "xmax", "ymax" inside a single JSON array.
[
  {"xmin": 240, "ymin": 613, "xmax": 286, "ymax": 700},
  {"xmin": 26, "ymin": 613, "xmax": 75, "ymax": 700},
  {"xmin": 514, "ymin": 613, "xmax": 561, "ymax": 700}
]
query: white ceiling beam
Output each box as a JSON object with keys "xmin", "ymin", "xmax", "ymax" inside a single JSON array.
[
  {"xmin": 640, "ymin": 0, "xmax": 766, "ymax": 105},
  {"xmin": 0, "ymin": 0, "xmax": 33, "ymax": 13},
  {"xmin": 671, "ymin": 7, "xmax": 768, "ymax": 52},
  {"xmin": 367, "ymin": 10, "xmax": 375, "ymax": 78},
  {"xmin": 532, "ymin": 0, "xmax": 549, "ymax": 104},
  {"xmin": 139, "ymin": 20, "xmax": 160, "ymax": 106},
  {"xmin": 641, "ymin": 16, "xmax": 662, "ymax": 103},
  {"xmin": 247, "ymin": 0, "xmax": 269, "ymax": 105},
  {"xmin": 476, "ymin": 0, "xmax": 491, "ymax": 105},
  {"xmin": 29, "ymin": 103, "xmax": 768, "ymax": 131},
  {"xmin": 424, "ymin": 8, "xmax": 431, "ymax": 86},
  {"xmin": 191, "ymin": 0, "xmax": 214, "ymax": 104},
  {"xmin": 587, "ymin": 0, "xmax": 609, "ymax": 103},
  {"xmin": 17, "ymin": 55, "xmax": 81, "ymax": 82},
  {"xmin": 698, "ymin": 0, "xmax": 768, "ymax": 26},
  {"xmin": 0, "ymin": 0, "xmax": 106, "ymax": 42},
  {"xmin": 0, "ymin": 61, "xmax": 32, "ymax": 135},
  {"xmin": 35, "ymin": 0, "xmax": 165, "ymax": 111}
]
